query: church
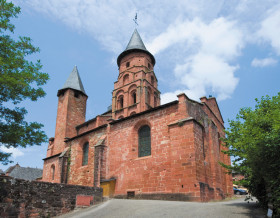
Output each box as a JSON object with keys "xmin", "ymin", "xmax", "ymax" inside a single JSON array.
[{"xmin": 42, "ymin": 29, "xmax": 233, "ymax": 201}]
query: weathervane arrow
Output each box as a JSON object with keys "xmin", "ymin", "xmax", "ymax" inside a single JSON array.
[{"xmin": 133, "ymin": 13, "xmax": 138, "ymax": 26}]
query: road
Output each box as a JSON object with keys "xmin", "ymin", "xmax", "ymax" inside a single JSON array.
[{"xmin": 58, "ymin": 196, "xmax": 265, "ymax": 218}]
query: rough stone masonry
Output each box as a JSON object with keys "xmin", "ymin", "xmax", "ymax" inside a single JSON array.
[{"xmin": 0, "ymin": 175, "xmax": 103, "ymax": 217}]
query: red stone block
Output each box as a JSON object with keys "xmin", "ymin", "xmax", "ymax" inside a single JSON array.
[{"xmin": 76, "ymin": 195, "xmax": 93, "ymax": 207}]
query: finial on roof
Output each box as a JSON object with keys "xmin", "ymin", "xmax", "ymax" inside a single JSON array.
[
  {"xmin": 117, "ymin": 29, "xmax": 155, "ymax": 67},
  {"xmin": 133, "ymin": 13, "xmax": 138, "ymax": 26},
  {"xmin": 57, "ymin": 66, "xmax": 87, "ymax": 96}
]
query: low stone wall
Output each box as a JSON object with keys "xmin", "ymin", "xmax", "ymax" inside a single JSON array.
[{"xmin": 0, "ymin": 175, "xmax": 103, "ymax": 217}]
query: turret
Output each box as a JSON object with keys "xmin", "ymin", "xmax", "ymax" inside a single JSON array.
[{"xmin": 52, "ymin": 66, "xmax": 87, "ymax": 155}]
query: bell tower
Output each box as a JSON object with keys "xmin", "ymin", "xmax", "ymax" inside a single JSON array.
[{"xmin": 112, "ymin": 29, "xmax": 160, "ymax": 119}]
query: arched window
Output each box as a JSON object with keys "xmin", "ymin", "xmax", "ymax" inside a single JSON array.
[
  {"xmin": 133, "ymin": 92, "xmax": 136, "ymax": 104},
  {"xmin": 147, "ymin": 91, "xmax": 150, "ymax": 105},
  {"xmin": 131, "ymin": 90, "xmax": 137, "ymax": 105},
  {"xmin": 123, "ymin": 74, "xmax": 129, "ymax": 85},
  {"xmin": 117, "ymin": 95, "xmax": 124, "ymax": 109},
  {"xmin": 151, "ymin": 76, "xmax": 154, "ymax": 86},
  {"xmin": 51, "ymin": 165, "xmax": 55, "ymax": 180},
  {"xmin": 154, "ymin": 92, "xmax": 157, "ymax": 107},
  {"xmin": 82, "ymin": 142, "xmax": 89, "ymax": 166},
  {"xmin": 138, "ymin": 125, "xmax": 151, "ymax": 157}
]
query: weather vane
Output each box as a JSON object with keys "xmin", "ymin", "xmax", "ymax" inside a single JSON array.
[{"xmin": 133, "ymin": 13, "xmax": 138, "ymax": 26}]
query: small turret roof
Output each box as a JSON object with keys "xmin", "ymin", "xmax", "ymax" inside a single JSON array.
[
  {"xmin": 117, "ymin": 29, "xmax": 155, "ymax": 67},
  {"xmin": 58, "ymin": 66, "xmax": 86, "ymax": 96}
]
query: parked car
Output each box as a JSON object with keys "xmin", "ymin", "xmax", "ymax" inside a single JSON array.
[{"xmin": 233, "ymin": 187, "xmax": 248, "ymax": 195}]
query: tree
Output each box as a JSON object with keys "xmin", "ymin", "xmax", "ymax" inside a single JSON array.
[
  {"xmin": 0, "ymin": 0, "xmax": 49, "ymax": 164},
  {"xmin": 222, "ymin": 93, "xmax": 280, "ymax": 216}
]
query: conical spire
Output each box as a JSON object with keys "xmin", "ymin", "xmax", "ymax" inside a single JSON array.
[
  {"xmin": 125, "ymin": 29, "xmax": 147, "ymax": 51},
  {"xmin": 57, "ymin": 66, "xmax": 86, "ymax": 96},
  {"xmin": 117, "ymin": 29, "xmax": 155, "ymax": 67}
]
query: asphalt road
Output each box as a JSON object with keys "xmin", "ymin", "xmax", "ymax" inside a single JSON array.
[{"xmin": 58, "ymin": 196, "xmax": 266, "ymax": 218}]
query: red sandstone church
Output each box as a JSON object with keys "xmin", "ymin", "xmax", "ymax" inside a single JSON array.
[{"xmin": 42, "ymin": 29, "xmax": 233, "ymax": 201}]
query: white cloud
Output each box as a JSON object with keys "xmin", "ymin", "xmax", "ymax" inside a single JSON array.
[
  {"xmin": 251, "ymin": 58, "xmax": 278, "ymax": 67},
  {"xmin": 150, "ymin": 17, "xmax": 242, "ymax": 101},
  {"xmin": 0, "ymin": 146, "xmax": 24, "ymax": 158},
  {"xmin": 15, "ymin": 0, "xmax": 280, "ymax": 103},
  {"xmin": 258, "ymin": 6, "xmax": 280, "ymax": 55},
  {"xmin": 17, "ymin": 0, "xmax": 232, "ymax": 53}
]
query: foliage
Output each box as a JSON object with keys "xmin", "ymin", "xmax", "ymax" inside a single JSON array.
[
  {"xmin": 0, "ymin": 0, "xmax": 49, "ymax": 164},
  {"xmin": 222, "ymin": 93, "xmax": 280, "ymax": 216}
]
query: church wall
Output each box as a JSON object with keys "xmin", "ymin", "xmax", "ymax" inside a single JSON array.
[
  {"xmin": 76, "ymin": 119, "xmax": 97, "ymax": 135},
  {"xmin": 201, "ymin": 97, "xmax": 224, "ymax": 124},
  {"xmin": 67, "ymin": 126, "xmax": 107, "ymax": 187},
  {"xmin": 106, "ymin": 102, "xmax": 205, "ymax": 200},
  {"xmin": 200, "ymin": 100, "xmax": 233, "ymax": 197},
  {"xmin": 77, "ymin": 115, "xmax": 111, "ymax": 135},
  {"xmin": 42, "ymin": 156, "xmax": 60, "ymax": 183},
  {"xmin": 167, "ymin": 120, "xmax": 200, "ymax": 200},
  {"xmin": 105, "ymin": 95, "xmax": 232, "ymax": 201}
]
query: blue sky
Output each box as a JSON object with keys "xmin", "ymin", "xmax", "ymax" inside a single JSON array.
[{"xmin": 1, "ymin": 0, "xmax": 279, "ymax": 171}]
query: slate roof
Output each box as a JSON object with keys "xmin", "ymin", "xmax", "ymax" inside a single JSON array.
[
  {"xmin": 6, "ymin": 164, "xmax": 43, "ymax": 181},
  {"xmin": 126, "ymin": 29, "xmax": 147, "ymax": 51},
  {"xmin": 117, "ymin": 29, "xmax": 155, "ymax": 66},
  {"xmin": 58, "ymin": 66, "xmax": 87, "ymax": 96},
  {"xmin": 5, "ymin": 163, "xmax": 19, "ymax": 174}
]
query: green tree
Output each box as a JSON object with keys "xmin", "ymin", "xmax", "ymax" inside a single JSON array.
[
  {"xmin": 222, "ymin": 93, "xmax": 280, "ymax": 216},
  {"xmin": 0, "ymin": 0, "xmax": 49, "ymax": 164}
]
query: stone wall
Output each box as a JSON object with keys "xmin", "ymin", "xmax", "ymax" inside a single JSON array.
[
  {"xmin": 0, "ymin": 175, "xmax": 103, "ymax": 217},
  {"xmin": 67, "ymin": 127, "xmax": 107, "ymax": 187}
]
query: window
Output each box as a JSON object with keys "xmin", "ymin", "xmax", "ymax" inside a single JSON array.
[
  {"xmin": 138, "ymin": 125, "xmax": 151, "ymax": 157},
  {"xmin": 147, "ymin": 91, "xmax": 150, "ymax": 105},
  {"xmin": 151, "ymin": 76, "xmax": 154, "ymax": 86},
  {"xmin": 82, "ymin": 142, "xmax": 89, "ymax": 166},
  {"xmin": 74, "ymin": 91, "xmax": 79, "ymax": 98},
  {"xmin": 131, "ymin": 90, "xmax": 137, "ymax": 105},
  {"xmin": 51, "ymin": 165, "xmax": 55, "ymax": 180},
  {"xmin": 148, "ymin": 63, "xmax": 151, "ymax": 69},
  {"xmin": 154, "ymin": 93, "xmax": 157, "ymax": 107},
  {"xmin": 118, "ymin": 95, "xmax": 124, "ymax": 109},
  {"xmin": 127, "ymin": 191, "xmax": 135, "ymax": 198},
  {"xmin": 123, "ymin": 74, "xmax": 129, "ymax": 84},
  {"xmin": 126, "ymin": 62, "xmax": 130, "ymax": 68}
]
